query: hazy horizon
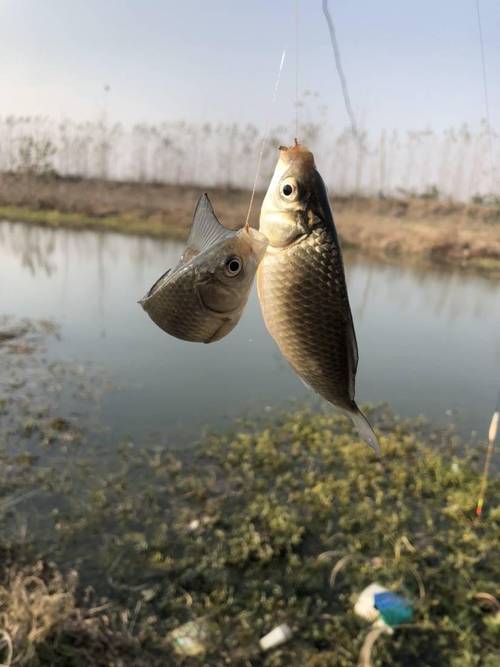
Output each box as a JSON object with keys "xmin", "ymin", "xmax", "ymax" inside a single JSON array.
[{"xmin": 1, "ymin": 1, "xmax": 499, "ymax": 136}]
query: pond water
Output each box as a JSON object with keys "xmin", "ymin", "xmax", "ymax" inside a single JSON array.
[{"xmin": 1, "ymin": 220, "xmax": 499, "ymax": 444}]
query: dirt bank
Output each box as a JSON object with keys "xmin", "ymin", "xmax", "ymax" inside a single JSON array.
[{"xmin": 1, "ymin": 173, "xmax": 499, "ymax": 273}]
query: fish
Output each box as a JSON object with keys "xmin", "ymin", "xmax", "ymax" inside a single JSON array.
[
  {"xmin": 140, "ymin": 193, "xmax": 268, "ymax": 343},
  {"xmin": 257, "ymin": 141, "xmax": 380, "ymax": 455}
]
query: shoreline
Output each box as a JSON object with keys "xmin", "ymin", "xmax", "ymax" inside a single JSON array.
[
  {"xmin": 1, "ymin": 173, "xmax": 499, "ymax": 275},
  {"xmin": 1, "ymin": 318, "xmax": 499, "ymax": 665}
]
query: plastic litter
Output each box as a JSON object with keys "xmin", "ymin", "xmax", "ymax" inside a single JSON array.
[
  {"xmin": 354, "ymin": 583, "xmax": 389, "ymax": 623},
  {"xmin": 355, "ymin": 583, "xmax": 414, "ymax": 629},
  {"xmin": 168, "ymin": 618, "xmax": 214, "ymax": 656},
  {"xmin": 374, "ymin": 591, "xmax": 413, "ymax": 627},
  {"xmin": 259, "ymin": 623, "xmax": 292, "ymax": 651}
]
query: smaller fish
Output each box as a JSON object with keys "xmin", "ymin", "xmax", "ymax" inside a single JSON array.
[{"xmin": 140, "ymin": 194, "xmax": 267, "ymax": 343}]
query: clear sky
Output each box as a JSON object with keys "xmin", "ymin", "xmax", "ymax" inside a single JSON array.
[{"xmin": 1, "ymin": 0, "xmax": 498, "ymax": 135}]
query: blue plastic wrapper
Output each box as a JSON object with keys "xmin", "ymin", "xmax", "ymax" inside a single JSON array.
[{"xmin": 374, "ymin": 592, "xmax": 413, "ymax": 627}]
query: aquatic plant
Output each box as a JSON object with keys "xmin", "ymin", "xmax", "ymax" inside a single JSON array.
[
  {"xmin": 3, "ymin": 416, "xmax": 499, "ymax": 664},
  {"xmin": 1, "ymin": 319, "xmax": 499, "ymax": 665}
]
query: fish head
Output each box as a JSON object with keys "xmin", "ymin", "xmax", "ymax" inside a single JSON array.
[
  {"xmin": 260, "ymin": 141, "xmax": 328, "ymax": 247},
  {"xmin": 140, "ymin": 193, "xmax": 267, "ymax": 343},
  {"xmin": 196, "ymin": 226, "xmax": 268, "ymax": 313}
]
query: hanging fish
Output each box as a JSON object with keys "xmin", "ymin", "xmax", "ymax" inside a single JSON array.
[
  {"xmin": 257, "ymin": 141, "xmax": 380, "ymax": 455},
  {"xmin": 140, "ymin": 194, "xmax": 267, "ymax": 343}
]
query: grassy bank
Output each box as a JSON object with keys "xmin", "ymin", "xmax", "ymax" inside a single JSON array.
[
  {"xmin": 1, "ymin": 319, "xmax": 499, "ymax": 666},
  {"xmin": 0, "ymin": 173, "xmax": 260, "ymax": 239},
  {"xmin": 0, "ymin": 204, "xmax": 189, "ymax": 240},
  {"xmin": 1, "ymin": 173, "xmax": 500, "ymax": 274}
]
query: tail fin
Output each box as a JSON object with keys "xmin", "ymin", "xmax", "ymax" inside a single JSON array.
[{"xmin": 345, "ymin": 406, "xmax": 381, "ymax": 458}]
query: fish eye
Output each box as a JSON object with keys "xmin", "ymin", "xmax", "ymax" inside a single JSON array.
[
  {"xmin": 224, "ymin": 255, "xmax": 242, "ymax": 277},
  {"xmin": 279, "ymin": 178, "xmax": 298, "ymax": 201}
]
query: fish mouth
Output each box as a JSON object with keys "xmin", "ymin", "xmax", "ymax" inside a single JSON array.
[
  {"xmin": 278, "ymin": 140, "xmax": 315, "ymax": 168},
  {"xmin": 237, "ymin": 226, "xmax": 268, "ymax": 259}
]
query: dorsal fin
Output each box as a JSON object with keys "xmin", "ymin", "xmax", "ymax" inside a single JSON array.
[{"xmin": 185, "ymin": 194, "xmax": 233, "ymax": 256}]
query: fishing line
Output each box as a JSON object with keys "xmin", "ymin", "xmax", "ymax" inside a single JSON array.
[
  {"xmin": 295, "ymin": 0, "xmax": 300, "ymax": 138},
  {"xmin": 475, "ymin": 389, "xmax": 499, "ymax": 517},
  {"xmin": 244, "ymin": 49, "xmax": 287, "ymax": 230},
  {"xmin": 322, "ymin": 0, "xmax": 358, "ymax": 138},
  {"xmin": 475, "ymin": 0, "xmax": 494, "ymax": 194},
  {"xmin": 474, "ymin": 1, "xmax": 496, "ymax": 518}
]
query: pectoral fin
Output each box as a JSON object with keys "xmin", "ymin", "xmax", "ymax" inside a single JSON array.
[{"xmin": 205, "ymin": 317, "xmax": 236, "ymax": 343}]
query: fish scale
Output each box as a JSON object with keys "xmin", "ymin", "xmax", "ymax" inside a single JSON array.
[
  {"xmin": 257, "ymin": 142, "xmax": 380, "ymax": 455},
  {"xmin": 258, "ymin": 226, "xmax": 355, "ymax": 411},
  {"xmin": 149, "ymin": 265, "xmax": 223, "ymax": 343}
]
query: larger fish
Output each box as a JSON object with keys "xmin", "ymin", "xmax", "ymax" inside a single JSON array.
[
  {"xmin": 140, "ymin": 194, "xmax": 267, "ymax": 343},
  {"xmin": 257, "ymin": 142, "xmax": 380, "ymax": 455}
]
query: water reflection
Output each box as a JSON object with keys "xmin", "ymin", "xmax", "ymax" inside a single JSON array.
[
  {"xmin": 345, "ymin": 252, "xmax": 499, "ymax": 324},
  {"xmin": 1, "ymin": 220, "xmax": 499, "ymax": 441},
  {"xmin": 0, "ymin": 221, "xmax": 58, "ymax": 276}
]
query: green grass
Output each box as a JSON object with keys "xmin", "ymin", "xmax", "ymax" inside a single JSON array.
[
  {"xmin": 465, "ymin": 256, "xmax": 500, "ymax": 274},
  {"xmin": 0, "ymin": 206, "xmax": 187, "ymax": 240},
  {"xmin": 2, "ymin": 405, "xmax": 499, "ymax": 666}
]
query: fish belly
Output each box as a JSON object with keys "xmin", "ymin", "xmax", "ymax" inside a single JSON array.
[
  {"xmin": 257, "ymin": 227, "xmax": 356, "ymax": 411},
  {"xmin": 144, "ymin": 281, "xmax": 223, "ymax": 343}
]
